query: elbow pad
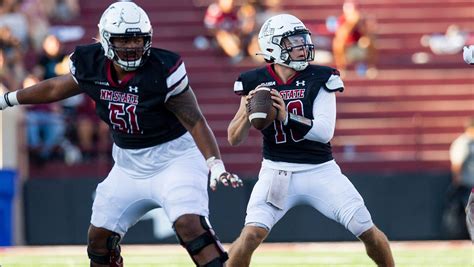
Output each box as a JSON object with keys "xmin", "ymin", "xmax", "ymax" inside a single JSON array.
[{"xmin": 285, "ymin": 112, "xmax": 313, "ymax": 136}]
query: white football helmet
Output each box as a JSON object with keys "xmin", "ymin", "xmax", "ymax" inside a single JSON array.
[
  {"xmin": 98, "ymin": 1, "xmax": 152, "ymax": 71},
  {"xmin": 257, "ymin": 14, "xmax": 314, "ymax": 71}
]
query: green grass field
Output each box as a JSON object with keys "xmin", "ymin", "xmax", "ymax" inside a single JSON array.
[{"xmin": 0, "ymin": 241, "xmax": 472, "ymax": 267}]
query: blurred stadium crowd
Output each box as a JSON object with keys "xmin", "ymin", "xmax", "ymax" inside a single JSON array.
[{"xmin": 1, "ymin": 0, "xmax": 473, "ymax": 173}]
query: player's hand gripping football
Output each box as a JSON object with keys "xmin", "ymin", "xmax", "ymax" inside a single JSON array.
[
  {"xmin": 270, "ymin": 89, "xmax": 287, "ymax": 122},
  {"xmin": 244, "ymin": 89, "xmax": 257, "ymax": 116},
  {"xmin": 207, "ymin": 157, "xmax": 243, "ymax": 191}
]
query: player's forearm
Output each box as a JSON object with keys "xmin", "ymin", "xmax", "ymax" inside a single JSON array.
[
  {"xmin": 17, "ymin": 74, "xmax": 81, "ymax": 104},
  {"xmin": 227, "ymin": 111, "xmax": 251, "ymax": 146},
  {"xmin": 304, "ymin": 116, "xmax": 335, "ymax": 143},
  {"xmin": 303, "ymin": 89, "xmax": 336, "ymax": 143},
  {"xmin": 190, "ymin": 118, "xmax": 222, "ymax": 160},
  {"xmin": 228, "ymin": 97, "xmax": 251, "ymax": 146}
]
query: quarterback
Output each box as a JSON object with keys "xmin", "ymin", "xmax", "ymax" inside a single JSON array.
[{"xmin": 227, "ymin": 14, "xmax": 394, "ymax": 266}]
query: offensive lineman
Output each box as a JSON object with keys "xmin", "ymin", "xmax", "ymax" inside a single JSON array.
[
  {"xmin": 0, "ymin": 2, "xmax": 242, "ymax": 266},
  {"xmin": 227, "ymin": 14, "xmax": 394, "ymax": 266}
]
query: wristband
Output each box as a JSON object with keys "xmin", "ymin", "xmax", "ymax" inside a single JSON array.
[
  {"xmin": 4, "ymin": 91, "xmax": 19, "ymax": 106},
  {"xmin": 206, "ymin": 156, "xmax": 225, "ymax": 172},
  {"xmin": 286, "ymin": 112, "xmax": 313, "ymax": 136}
]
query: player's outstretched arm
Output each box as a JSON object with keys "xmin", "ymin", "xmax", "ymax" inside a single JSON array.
[
  {"xmin": 166, "ymin": 87, "xmax": 243, "ymax": 190},
  {"xmin": 227, "ymin": 96, "xmax": 252, "ymax": 146},
  {"xmin": 0, "ymin": 74, "xmax": 81, "ymax": 110}
]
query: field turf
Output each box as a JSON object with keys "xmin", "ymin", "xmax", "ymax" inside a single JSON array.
[{"xmin": 0, "ymin": 241, "xmax": 472, "ymax": 266}]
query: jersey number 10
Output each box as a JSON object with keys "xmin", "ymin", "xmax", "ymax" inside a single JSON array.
[{"xmin": 274, "ymin": 100, "xmax": 305, "ymax": 143}]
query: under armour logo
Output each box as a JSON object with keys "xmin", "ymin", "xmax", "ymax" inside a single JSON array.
[
  {"xmin": 296, "ymin": 80, "xmax": 305, "ymax": 87},
  {"xmin": 129, "ymin": 86, "xmax": 138, "ymax": 93}
]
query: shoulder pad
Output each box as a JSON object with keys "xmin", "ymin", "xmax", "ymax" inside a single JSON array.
[
  {"xmin": 70, "ymin": 43, "xmax": 104, "ymax": 81},
  {"xmin": 149, "ymin": 48, "xmax": 182, "ymax": 72},
  {"xmin": 306, "ymin": 65, "xmax": 344, "ymax": 92},
  {"xmin": 324, "ymin": 73, "xmax": 344, "ymax": 92},
  {"xmin": 234, "ymin": 67, "xmax": 267, "ymax": 96}
]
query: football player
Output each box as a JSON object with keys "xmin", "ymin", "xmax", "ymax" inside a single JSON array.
[
  {"xmin": 463, "ymin": 44, "xmax": 474, "ymax": 242},
  {"xmin": 227, "ymin": 14, "xmax": 394, "ymax": 266},
  {"xmin": 0, "ymin": 2, "xmax": 242, "ymax": 266}
]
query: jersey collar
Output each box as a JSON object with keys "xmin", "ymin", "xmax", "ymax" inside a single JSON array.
[
  {"xmin": 106, "ymin": 59, "xmax": 136, "ymax": 88},
  {"xmin": 266, "ymin": 64, "xmax": 300, "ymax": 86}
]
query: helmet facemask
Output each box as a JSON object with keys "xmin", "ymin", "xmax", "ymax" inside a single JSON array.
[
  {"xmin": 104, "ymin": 32, "xmax": 152, "ymax": 71},
  {"xmin": 277, "ymin": 30, "xmax": 314, "ymax": 71}
]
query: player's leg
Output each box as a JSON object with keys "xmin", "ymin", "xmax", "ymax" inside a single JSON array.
[
  {"xmin": 298, "ymin": 160, "xmax": 394, "ymax": 266},
  {"xmin": 88, "ymin": 164, "xmax": 159, "ymax": 266},
  {"xmin": 228, "ymin": 225, "xmax": 269, "ymax": 267},
  {"xmin": 157, "ymin": 141, "xmax": 228, "ymax": 266},
  {"xmin": 228, "ymin": 167, "xmax": 288, "ymax": 267},
  {"xmin": 466, "ymin": 188, "xmax": 474, "ymax": 242},
  {"xmin": 358, "ymin": 225, "xmax": 394, "ymax": 267},
  {"xmin": 173, "ymin": 214, "xmax": 228, "ymax": 266},
  {"xmin": 87, "ymin": 225, "xmax": 123, "ymax": 267}
]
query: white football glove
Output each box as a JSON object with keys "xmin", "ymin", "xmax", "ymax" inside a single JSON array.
[
  {"xmin": 0, "ymin": 93, "xmax": 9, "ymax": 110},
  {"xmin": 0, "ymin": 91, "xmax": 19, "ymax": 110},
  {"xmin": 463, "ymin": 45, "xmax": 474, "ymax": 65},
  {"xmin": 206, "ymin": 157, "xmax": 243, "ymax": 191}
]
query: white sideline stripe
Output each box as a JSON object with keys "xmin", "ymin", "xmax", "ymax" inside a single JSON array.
[{"xmin": 249, "ymin": 112, "xmax": 268, "ymax": 121}]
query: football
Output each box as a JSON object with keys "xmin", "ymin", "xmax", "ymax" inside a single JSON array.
[{"xmin": 247, "ymin": 87, "xmax": 278, "ymax": 130}]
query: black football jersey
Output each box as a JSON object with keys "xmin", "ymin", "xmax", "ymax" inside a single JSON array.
[
  {"xmin": 70, "ymin": 43, "xmax": 189, "ymax": 149},
  {"xmin": 234, "ymin": 64, "xmax": 343, "ymax": 164}
]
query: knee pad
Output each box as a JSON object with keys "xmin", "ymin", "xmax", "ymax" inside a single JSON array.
[
  {"xmin": 347, "ymin": 206, "xmax": 374, "ymax": 237},
  {"xmin": 88, "ymin": 233, "xmax": 123, "ymax": 267},
  {"xmin": 174, "ymin": 216, "xmax": 228, "ymax": 266}
]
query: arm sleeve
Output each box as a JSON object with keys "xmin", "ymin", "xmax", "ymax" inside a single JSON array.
[{"xmin": 303, "ymin": 88, "xmax": 337, "ymax": 143}]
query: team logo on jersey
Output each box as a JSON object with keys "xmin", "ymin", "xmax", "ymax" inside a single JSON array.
[
  {"xmin": 296, "ymin": 80, "xmax": 306, "ymax": 87},
  {"xmin": 279, "ymin": 89, "xmax": 305, "ymax": 100},
  {"xmin": 259, "ymin": 81, "xmax": 276, "ymax": 87},
  {"xmin": 128, "ymin": 86, "xmax": 139, "ymax": 93},
  {"xmin": 100, "ymin": 89, "xmax": 139, "ymax": 105}
]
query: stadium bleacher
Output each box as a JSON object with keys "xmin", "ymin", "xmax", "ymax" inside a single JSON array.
[{"xmin": 30, "ymin": 0, "xmax": 474, "ymax": 178}]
